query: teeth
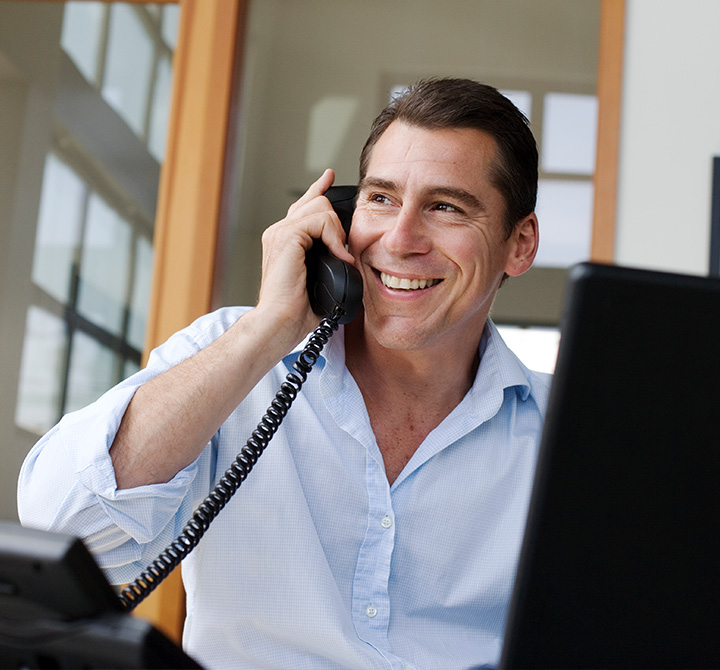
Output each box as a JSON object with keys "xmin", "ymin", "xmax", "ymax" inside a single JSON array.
[{"xmin": 380, "ymin": 272, "xmax": 440, "ymax": 290}]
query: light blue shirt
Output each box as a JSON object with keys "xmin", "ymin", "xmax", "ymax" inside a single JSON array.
[{"xmin": 18, "ymin": 306, "xmax": 551, "ymax": 670}]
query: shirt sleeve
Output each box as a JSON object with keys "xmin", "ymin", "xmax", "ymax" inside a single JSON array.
[{"xmin": 17, "ymin": 307, "xmax": 248, "ymax": 584}]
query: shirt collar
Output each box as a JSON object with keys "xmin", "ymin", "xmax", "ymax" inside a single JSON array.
[
  {"xmin": 285, "ymin": 319, "xmax": 534, "ymax": 403},
  {"xmin": 477, "ymin": 320, "xmax": 534, "ymax": 401}
]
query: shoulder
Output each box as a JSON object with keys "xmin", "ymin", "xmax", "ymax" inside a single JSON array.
[
  {"xmin": 180, "ymin": 306, "xmax": 253, "ymax": 346},
  {"xmin": 145, "ymin": 306, "xmax": 253, "ymax": 368},
  {"xmin": 485, "ymin": 321, "xmax": 553, "ymax": 414},
  {"xmin": 525, "ymin": 367, "xmax": 553, "ymax": 412}
]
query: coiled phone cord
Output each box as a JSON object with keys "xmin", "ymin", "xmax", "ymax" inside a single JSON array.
[{"xmin": 118, "ymin": 306, "xmax": 344, "ymax": 610}]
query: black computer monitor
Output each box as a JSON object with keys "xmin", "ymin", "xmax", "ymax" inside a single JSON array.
[
  {"xmin": 0, "ymin": 520, "xmax": 201, "ymax": 669},
  {"xmin": 501, "ymin": 263, "xmax": 720, "ymax": 669}
]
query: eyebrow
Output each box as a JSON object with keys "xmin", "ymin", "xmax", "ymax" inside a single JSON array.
[{"xmin": 358, "ymin": 177, "xmax": 485, "ymax": 212}]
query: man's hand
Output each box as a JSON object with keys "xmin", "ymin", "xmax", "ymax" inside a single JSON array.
[{"xmin": 256, "ymin": 169, "xmax": 355, "ymax": 342}]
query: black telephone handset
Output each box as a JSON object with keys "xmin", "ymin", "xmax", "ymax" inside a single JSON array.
[
  {"xmin": 306, "ymin": 185, "xmax": 363, "ymax": 324},
  {"xmin": 119, "ymin": 186, "xmax": 363, "ymax": 611}
]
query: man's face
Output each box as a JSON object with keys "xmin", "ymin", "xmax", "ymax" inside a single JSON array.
[{"xmin": 348, "ymin": 121, "xmax": 537, "ymax": 354}]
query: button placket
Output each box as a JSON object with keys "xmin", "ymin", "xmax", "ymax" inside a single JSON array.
[{"xmin": 351, "ymin": 454, "xmax": 395, "ymax": 648}]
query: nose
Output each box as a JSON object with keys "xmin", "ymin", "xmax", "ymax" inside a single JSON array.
[{"xmin": 381, "ymin": 205, "xmax": 432, "ymax": 256}]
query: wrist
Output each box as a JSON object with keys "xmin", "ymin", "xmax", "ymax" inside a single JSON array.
[{"xmin": 233, "ymin": 304, "xmax": 316, "ymax": 363}]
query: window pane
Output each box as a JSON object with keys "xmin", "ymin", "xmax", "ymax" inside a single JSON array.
[
  {"xmin": 102, "ymin": 5, "xmax": 154, "ymax": 137},
  {"xmin": 306, "ymin": 96, "xmax": 359, "ymax": 172},
  {"xmin": 162, "ymin": 4, "xmax": 180, "ymax": 50},
  {"xmin": 65, "ymin": 331, "xmax": 118, "ymax": 414},
  {"xmin": 61, "ymin": 1, "xmax": 104, "ymax": 85},
  {"xmin": 123, "ymin": 358, "xmax": 141, "ymax": 380},
  {"xmin": 127, "ymin": 235, "xmax": 154, "ymax": 351},
  {"xmin": 148, "ymin": 53, "xmax": 173, "ymax": 161},
  {"xmin": 496, "ymin": 325, "xmax": 560, "ymax": 374},
  {"xmin": 534, "ymin": 179, "xmax": 594, "ymax": 268},
  {"xmin": 76, "ymin": 194, "xmax": 132, "ymax": 335},
  {"xmin": 541, "ymin": 92, "xmax": 598, "ymax": 175},
  {"xmin": 31, "ymin": 155, "xmax": 85, "ymax": 303},
  {"xmin": 15, "ymin": 307, "xmax": 67, "ymax": 434}
]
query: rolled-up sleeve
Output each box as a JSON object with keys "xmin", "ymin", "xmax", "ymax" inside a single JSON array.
[{"xmin": 17, "ymin": 307, "xmax": 246, "ymax": 584}]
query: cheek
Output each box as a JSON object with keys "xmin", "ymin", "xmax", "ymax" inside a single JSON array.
[
  {"xmin": 450, "ymin": 234, "xmax": 508, "ymax": 283},
  {"xmin": 347, "ymin": 230, "xmax": 366, "ymax": 260},
  {"xmin": 347, "ymin": 210, "xmax": 377, "ymax": 258}
]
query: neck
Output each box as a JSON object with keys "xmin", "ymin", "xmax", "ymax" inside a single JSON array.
[
  {"xmin": 344, "ymin": 318, "xmax": 484, "ymax": 484},
  {"xmin": 344, "ymin": 319, "xmax": 482, "ymax": 408}
]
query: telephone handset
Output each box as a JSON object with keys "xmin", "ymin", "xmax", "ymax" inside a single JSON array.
[
  {"xmin": 306, "ymin": 185, "xmax": 362, "ymax": 324},
  {"xmin": 119, "ymin": 186, "xmax": 362, "ymax": 610}
]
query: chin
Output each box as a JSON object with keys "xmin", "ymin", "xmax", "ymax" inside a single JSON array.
[{"xmin": 365, "ymin": 315, "xmax": 440, "ymax": 352}]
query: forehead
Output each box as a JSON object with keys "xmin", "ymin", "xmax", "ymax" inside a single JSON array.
[{"xmin": 364, "ymin": 122, "xmax": 499, "ymax": 189}]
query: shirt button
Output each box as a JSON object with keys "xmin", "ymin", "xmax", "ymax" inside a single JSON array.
[
  {"xmin": 365, "ymin": 605, "xmax": 378, "ymax": 618},
  {"xmin": 381, "ymin": 515, "xmax": 393, "ymax": 529}
]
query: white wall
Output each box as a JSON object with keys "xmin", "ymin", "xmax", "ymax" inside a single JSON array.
[{"xmin": 617, "ymin": 0, "xmax": 720, "ymax": 275}]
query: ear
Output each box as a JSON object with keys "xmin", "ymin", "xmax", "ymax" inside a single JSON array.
[{"xmin": 504, "ymin": 213, "xmax": 539, "ymax": 278}]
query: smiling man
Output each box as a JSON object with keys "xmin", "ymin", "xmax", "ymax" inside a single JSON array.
[{"xmin": 19, "ymin": 79, "xmax": 551, "ymax": 670}]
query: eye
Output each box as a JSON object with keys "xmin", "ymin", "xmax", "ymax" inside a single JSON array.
[
  {"xmin": 367, "ymin": 192, "xmax": 393, "ymax": 206},
  {"xmin": 432, "ymin": 201, "xmax": 462, "ymax": 214}
]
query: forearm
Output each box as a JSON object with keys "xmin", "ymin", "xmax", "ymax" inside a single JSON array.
[
  {"xmin": 110, "ymin": 171, "xmax": 354, "ymax": 489},
  {"xmin": 109, "ymin": 307, "xmax": 304, "ymax": 489}
]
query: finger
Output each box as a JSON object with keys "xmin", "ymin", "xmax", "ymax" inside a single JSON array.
[
  {"xmin": 318, "ymin": 214, "xmax": 356, "ymax": 265},
  {"xmin": 287, "ymin": 169, "xmax": 335, "ymax": 215}
]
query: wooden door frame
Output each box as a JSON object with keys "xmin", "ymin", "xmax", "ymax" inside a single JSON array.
[{"xmin": 592, "ymin": 0, "xmax": 625, "ymax": 262}]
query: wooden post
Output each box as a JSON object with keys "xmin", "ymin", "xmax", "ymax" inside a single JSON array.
[
  {"xmin": 133, "ymin": 0, "xmax": 246, "ymax": 643},
  {"xmin": 592, "ymin": 0, "xmax": 626, "ymax": 262}
]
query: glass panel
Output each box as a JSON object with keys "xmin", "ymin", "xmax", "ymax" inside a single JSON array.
[
  {"xmin": 123, "ymin": 357, "xmax": 141, "ymax": 380},
  {"xmin": 496, "ymin": 325, "xmax": 560, "ymax": 374},
  {"xmin": 501, "ymin": 89, "xmax": 532, "ymax": 122},
  {"xmin": 148, "ymin": 52, "xmax": 173, "ymax": 161},
  {"xmin": 127, "ymin": 234, "xmax": 154, "ymax": 351},
  {"xmin": 102, "ymin": 4, "xmax": 154, "ymax": 137},
  {"xmin": 76, "ymin": 194, "xmax": 132, "ymax": 335},
  {"xmin": 61, "ymin": 1, "xmax": 104, "ymax": 85},
  {"xmin": 541, "ymin": 92, "xmax": 598, "ymax": 175},
  {"xmin": 15, "ymin": 307, "xmax": 67, "ymax": 434},
  {"xmin": 64, "ymin": 331, "xmax": 117, "ymax": 414},
  {"xmin": 31, "ymin": 154, "xmax": 85, "ymax": 303},
  {"xmin": 306, "ymin": 96, "xmax": 359, "ymax": 172},
  {"xmin": 534, "ymin": 179, "xmax": 594, "ymax": 268},
  {"xmin": 162, "ymin": 4, "xmax": 180, "ymax": 50}
]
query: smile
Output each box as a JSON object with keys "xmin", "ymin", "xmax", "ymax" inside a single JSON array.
[{"xmin": 379, "ymin": 272, "xmax": 442, "ymax": 291}]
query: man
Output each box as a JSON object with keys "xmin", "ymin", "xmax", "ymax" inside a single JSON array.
[{"xmin": 18, "ymin": 78, "xmax": 550, "ymax": 669}]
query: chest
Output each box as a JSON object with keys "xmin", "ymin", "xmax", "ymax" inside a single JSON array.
[{"xmin": 366, "ymin": 403, "xmax": 459, "ymax": 484}]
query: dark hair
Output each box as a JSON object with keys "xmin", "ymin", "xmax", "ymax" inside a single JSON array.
[{"xmin": 359, "ymin": 78, "xmax": 538, "ymax": 238}]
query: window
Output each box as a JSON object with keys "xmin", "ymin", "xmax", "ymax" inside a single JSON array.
[
  {"xmin": 501, "ymin": 88, "xmax": 598, "ymax": 270},
  {"xmin": 496, "ymin": 325, "xmax": 560, "ymax": 375},
  {"xmin": 15, "ymin": 152, "xmax": 154, "ymax": 434},
  {"xmin": 60, "ymin": 1, "xmax": 178, "ymax": 161},
  {"xmin": 15, "ymin": 3, "xmax": 178, "ymax": 435},
  {"xmin": 498, "ymin": 86, "xmax": 598, "ymax": 372}
]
